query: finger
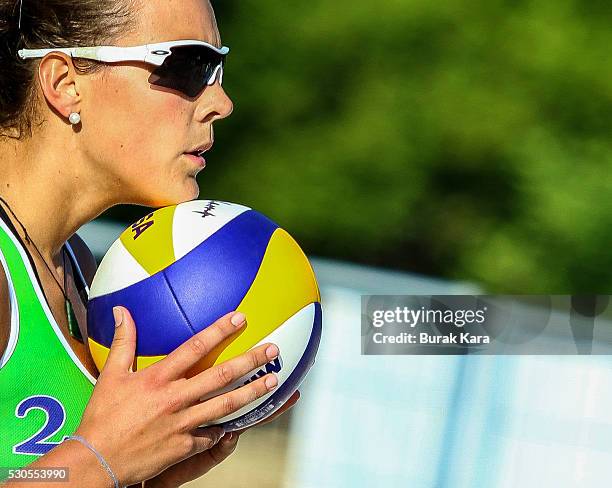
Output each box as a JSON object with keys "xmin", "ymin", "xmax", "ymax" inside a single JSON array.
[
  {"xmin": 173, "ymin": 432, "xmax": 240, "ymax": 483},
  {"xmin": 205, "ymin": 431, "xmax": 240, "ymax": 465},
  {"xmin": 189, "ymin": 426, "xmax": 226, "ymax": 453},
  {"xmin": 102, "ymin": 306, "xmax": 137, "ymax": 375},
  {"xmin": 182, "ymin": 373, "xmax": 278, "ymax": 428},
  {"xmin": 182, "ymin": 342, "xmax": 279, "ymax": 405},
  {"xmin": 236, "ymin": 390, "xmax": 301, "ymax": 434},
  {"xmin": 152, "ymin": 311, "xmax": 247, "ymax": 381}
]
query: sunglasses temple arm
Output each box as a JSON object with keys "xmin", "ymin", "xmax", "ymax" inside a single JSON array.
[
  {"xmin": 17, "ymin": 45, "xmax": 148, "ymax": 64},
  {"xmin": 95, "ymin": 46, "xmax": 153, "ymax": 64},
  {"xmin": 18, "ymin": 47, "xmax": 74, "ymax": 59}
]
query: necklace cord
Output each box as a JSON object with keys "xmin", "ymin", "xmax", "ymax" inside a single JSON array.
[
  {"xmin": 0, "ymin": 196, "xmax": 84, "ymax": 342},
  {"xmin": 0, "ymin": 196, "xmax": 68, "ymax": 300}
]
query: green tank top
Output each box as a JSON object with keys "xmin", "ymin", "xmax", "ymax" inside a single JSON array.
[{"xmin": 0, "ymin": 217, "xmax": 95, "ymax": 471}]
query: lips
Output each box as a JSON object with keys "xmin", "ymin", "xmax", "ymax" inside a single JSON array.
[
  {"xmin": 186, "ymin": 142, "xmax": 213, "ymax": 156},
  {"xmin": 184, "ymin": 152, "xmax": 207, "ymax": 168},
  {"xmin": 184, "ymin": 142, "xmax": 212, "ymax": 169}
]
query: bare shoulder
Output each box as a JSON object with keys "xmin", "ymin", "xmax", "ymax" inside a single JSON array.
[
  {"xmin": 67, "ymin": 233, "xmax": 98, "ymax": 287},
  {"xmin": 0, "ymin": 260, "xmax": 11, "ymax": 362}
]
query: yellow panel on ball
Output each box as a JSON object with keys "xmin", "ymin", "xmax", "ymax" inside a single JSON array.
[
  {"xmin": 136, "ymin": 354, "xmax": 167, "ymax": 370},
  {"xmin": 119, "ymin": 205, "xmax": 177, "ymax": 275},
  {"xmin": 187, "ymin": 227, "xmax": 320, "ymax": 375},
  {"xmin": 88, "ymin": 337, "xmax": 110, "ymax": 372},
  {"xmin": 88, "ymin": 337, "xmax": 167, "ymax": 372}
]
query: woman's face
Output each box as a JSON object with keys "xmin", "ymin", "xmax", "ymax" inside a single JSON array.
[{"xmin": 78, "ymin": 0, "xmax": 233, "ymax": 207}]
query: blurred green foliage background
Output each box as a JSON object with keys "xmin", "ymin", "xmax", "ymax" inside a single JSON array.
[{"xmin": 107, "ymin": 0, "xmax": 612, "ymax": 293}]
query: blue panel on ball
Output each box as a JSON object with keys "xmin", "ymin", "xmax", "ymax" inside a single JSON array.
[
  {"xmin": 219, "ymin": 301, "xmax": 322, "ymax": 431},
  {"xmin": 87, "ymin": 210, "xmax": 278, "ymax": 357},
  {"xmin": 164, "ymin": 209, "xmax": 278, "ymax": 333},
  {"xmin": 87, "ymin": 271, "xmax": 196, "ymax": 356}
]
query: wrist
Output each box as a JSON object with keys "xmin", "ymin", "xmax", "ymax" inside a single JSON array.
[
  {"xmin": 64, "ymin": 434, "xmax": 121, "ymax": 488},
  {"xmin": 51, "ymin": 438, "xmax": 116, "ymax": 488}
]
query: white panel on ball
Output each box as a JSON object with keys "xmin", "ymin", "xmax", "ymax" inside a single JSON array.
[
  {"xmin": 200, "ymin": 301, "xmax": 316, "ymax": 425},
  {"xmin": 89, "ymin": 239, "xmax": 150, "ymax": 298},
  {"xmin": 171, "ymin": 200, "xmax": 251, "ymax": 260}
]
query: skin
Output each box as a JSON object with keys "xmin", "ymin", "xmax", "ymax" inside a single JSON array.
[
  {"xmin": 0, "ymin": 0, "xmax": 233, "ymax": 381},
  {"xmin": 0, "ymin": 0, "xmax": 299, "ymax": 486},
  {"xmin": 0, "ymin": 0, "xmax": 233, "ymax": 261}
]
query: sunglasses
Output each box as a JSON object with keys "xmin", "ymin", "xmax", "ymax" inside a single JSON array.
[{"xmin": 18, "ymin": 40, "xmax": 229, "ymax": 98}]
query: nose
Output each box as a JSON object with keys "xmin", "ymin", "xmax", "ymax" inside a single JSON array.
[
  {"xmin": 195, "ymin": 81, "xmax": 234, "ymax": 124},
  {"xmin": 216, "ymin": 84, "xmax": 234, "ymax": 119}
]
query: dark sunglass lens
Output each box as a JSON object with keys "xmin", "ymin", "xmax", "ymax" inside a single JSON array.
[{"xmin": 148, "ymin": 45, "xmax": 224, "ymax": 97}]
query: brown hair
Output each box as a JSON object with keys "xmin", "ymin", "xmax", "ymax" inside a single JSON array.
[{"xmin": 0, "ymin": 0, "xmax": 139, "ymax": 139}]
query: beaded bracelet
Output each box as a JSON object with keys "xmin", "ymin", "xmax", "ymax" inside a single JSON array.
[{"xmin": 64, "ymin": 435, "xmax": 120, "ymax": 488}]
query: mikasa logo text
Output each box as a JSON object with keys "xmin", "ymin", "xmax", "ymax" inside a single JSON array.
[
  {"xmin": 243, "ymin": 357, "xmax": 283, "ymax": 386},
  {"xmin": 131, "ymin": 212, "xmax": 155, "ymax": 240}
]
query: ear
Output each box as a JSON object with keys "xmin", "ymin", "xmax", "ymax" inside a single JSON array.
[{"xmin": 37, "ymin": 53, "xmax": 82, "ymax": 120}]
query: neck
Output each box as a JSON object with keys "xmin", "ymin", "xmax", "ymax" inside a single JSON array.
[{"xmin": 0, "ymin": 132, "xmax": 114, "ymax": 262}]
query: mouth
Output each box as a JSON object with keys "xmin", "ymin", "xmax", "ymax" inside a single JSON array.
[
  {"xmin": 184, "ymin": 143, "xmax": 213, "ymax": 168},
  {"xmin": 184, "ymin": 152, "xmax": 206, "ymax": 170}
]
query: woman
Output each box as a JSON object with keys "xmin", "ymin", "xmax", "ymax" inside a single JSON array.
[{"xmin": 0, "ymin": 0, "xmax": 297, "ymax": 486}]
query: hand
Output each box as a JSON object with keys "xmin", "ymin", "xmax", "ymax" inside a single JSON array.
[
  {"xmin": 144, "ymin": 391, "xmax": 301, "ymax": 488},
  {"xmin": 75, "ymin": 307, "xmax": 281, "ymax": 487}
]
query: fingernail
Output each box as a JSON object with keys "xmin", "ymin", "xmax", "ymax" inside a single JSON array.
[
  {"xmin": 113, "ymin": 307, "xmax": 124, "ymax": 328},
  {"xmin": 231, "ymin": 312, "xmax": 246, "ymax": 327},
  {"xmin": 223, "ymin": 432, "xmax": 234, "ymax": 443},
  {"xmin": 265, "ymin": 344, "xmax": 279, "ymax": 360},
  {"xmin": 265, "ymin": 374, "xmax": 278, "ymax": 390}
]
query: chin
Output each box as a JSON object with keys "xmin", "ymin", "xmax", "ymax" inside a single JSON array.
[
  {"xmin": 145, "ymin": 179, "xmax": 200, "ymax": 208},
  {"xmin": 184, "ymin": 176, "xmax": 201, "ymax": 201}
]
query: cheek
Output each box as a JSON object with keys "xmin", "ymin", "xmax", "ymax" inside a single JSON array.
[
  {"xmin": 144, "ymin": 94, "xmax": 192, "ymax": 144},
  {"xmin": 83, "ymin": 70, "xmax": 192, "ymax": 177}
]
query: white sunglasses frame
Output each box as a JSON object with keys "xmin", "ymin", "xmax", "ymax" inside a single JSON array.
[{"xmin": 18, "ymin": 39, "xmax": 230, "ymax": 86}]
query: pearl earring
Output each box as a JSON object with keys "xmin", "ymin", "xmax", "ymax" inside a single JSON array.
[{"xmin": 68, "ymin": 112, "xmax": 81, "ymax": 125}]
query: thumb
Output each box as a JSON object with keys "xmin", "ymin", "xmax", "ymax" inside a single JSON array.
[{"xmin": 103, "ymin": 306, "xmax": 137, "ymax": 374}]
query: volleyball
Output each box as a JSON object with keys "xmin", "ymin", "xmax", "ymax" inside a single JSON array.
[{"xmin": 86, "ymin": 200, "xmax": 322, "ymax": 430}]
